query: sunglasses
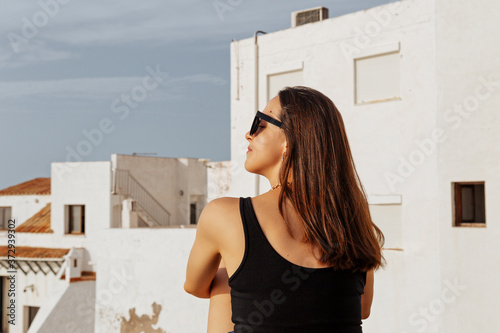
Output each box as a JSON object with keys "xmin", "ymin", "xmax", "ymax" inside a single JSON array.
[{"xmin": 250, "ymin": 111, "xmax": 283, "ymax": 136}]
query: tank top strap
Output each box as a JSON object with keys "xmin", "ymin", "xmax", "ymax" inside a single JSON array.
[
  {"xmin": 240, "ymin": 196, "xmax": 267, "ymax": 242},
  {"xmin": 229, "ymin": 197, "xmax": 266, "ymax": 284}
]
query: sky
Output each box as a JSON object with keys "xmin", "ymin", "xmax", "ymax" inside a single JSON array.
[{"xmin": 0, "ymin": 0, "xmax": 396, "ymax": 190}]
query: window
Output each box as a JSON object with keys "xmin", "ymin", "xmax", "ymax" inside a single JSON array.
[
  {"xmin": 367, "ymin": 195, "xmax": 402, "ymax": 250},
  {"xmin": 66, "ymin": 205, "xmax": 85, "ymax": 234},
  {"xmin": 190, "ymin": 203, "xmax": 197, "ymax": 225},
  {"xmin": 453, "ymin": 182, "xmax": 486, "ymax": 227},
  {"xmin": 25, "ymin": 306, "xmax": 40, "ymax": 330},
  {"xmin": 267, "ymin": 69, "xmax": 303, "ymax": 102},
  {"xmin": 355, "ymin": 51, "xmax": 400, "ymax": 104},
  {"xmin": 0, "ymin": 207, "xmax": 11, "ymax": 229},
  {"xmin": 368, "ymin": 204, "xmax": 402, "ymax": 249}
]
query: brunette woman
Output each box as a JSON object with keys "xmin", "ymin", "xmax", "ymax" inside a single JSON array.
[{"xmin": 185, "ymin": 86, "xmax": 385, "ymax": 332}]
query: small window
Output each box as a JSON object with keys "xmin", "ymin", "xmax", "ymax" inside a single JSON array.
[
  {"xmin": 355, "ymin": 51, "xmax": 400, "ymax": 104},
  {"xmin": 453, "ymin": 182, "xmax": 486, "ymax": 227},
  {"xmin": 368, "ymin": 204, "xmax": 402, "ymax": 249},
  {"xmin": 0, "ymin": 207, "xmax": 11, "ymax": 229},
  {"xmin": 25, "ymin": 306, "xmax": 40, "ymax": 330},
  {"xmin": 267, "ymin": 69, "xmax": 303, "ymax": 102},
  {"xmin": 67, "ymin": 205, "xmax": 85, "ymax": 234},
  {"xmin": 190, "ymin": 203, "xmax": 197, "ymax": 225}
]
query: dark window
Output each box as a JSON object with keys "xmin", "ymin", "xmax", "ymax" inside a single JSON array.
[
  {"xmin": 0, "ymin": 207, "xmax": 11, "ymax": 229},
  {"xmin": 68, "ymin": 205, "xmax": 85, "ymax": 234},
  {"xmin": 190, "ymin": 203, "xmax": 197, "ymax": 225},
  {"xmin": 453, "ymin": 182, "xmax": 485, "ymax": 226},
  {"xmin": 26, "ymin": 306, "xmax": 39, "ymax": 330}
]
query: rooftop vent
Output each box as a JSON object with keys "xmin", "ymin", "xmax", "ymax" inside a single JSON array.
[{"xmin": 292, "ymin": 7, "xmax": 329, "ymax": 28}]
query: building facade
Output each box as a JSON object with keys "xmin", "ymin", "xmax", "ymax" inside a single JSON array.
[
  {"xmin": 229, "ymin": 0, "xmax": 499, "ymax": 332},
  {"xmin": 0, "ymin": 154, "xmax": 218, "ymax": 332}
]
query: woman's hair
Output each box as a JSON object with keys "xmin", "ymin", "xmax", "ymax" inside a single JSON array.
[{"xmin": 277, "ymin": 86, "xmax": 386, "ymax": 272}]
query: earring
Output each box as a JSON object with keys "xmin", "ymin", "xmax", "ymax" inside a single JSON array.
[{"xmin": 282, "ymin": 151, "xmax": 286, "ymax": 162}]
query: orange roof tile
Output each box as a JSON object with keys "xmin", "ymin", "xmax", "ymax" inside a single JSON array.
[
  {"xmin": 0, "ymin": 246, "xmax": 69, "ymax": 259},
  {"xmin": 16, "ymin": 203, "xmax": 53, "ymax": 233},
  {"xmin": 0, "ymin": 178, "xmax": 50, "ymax": 196}
]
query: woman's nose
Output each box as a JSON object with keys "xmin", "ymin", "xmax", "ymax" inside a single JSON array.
[{"xmin": 245, "ymin": 131, "xmax": 252, "ymax": 141}]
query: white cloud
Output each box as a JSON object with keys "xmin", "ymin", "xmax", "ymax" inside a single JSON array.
[
  {"xmin": 0, "ymin": 72, "xmax": 226, "ymax": 105},
  {"xmin": 0, "ymin": 0, "xmax": 234, "ymax": 48},
  {"xmin": 0, "ymin": 40, "xmax": 77, "ymax": 70}
]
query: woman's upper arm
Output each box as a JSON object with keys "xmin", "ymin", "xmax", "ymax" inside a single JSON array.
[
  {"xmin": 361, "ymin": 269, "xmax": 374, "ymax": 319},
  {"xmin": 184, "ymin": 198, "xmax": 227, "ymax": 298}
]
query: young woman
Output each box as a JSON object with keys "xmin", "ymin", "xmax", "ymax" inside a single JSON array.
[{"xmin": 185, "ymin": 86, "xmax": 385, "ymax": 332}]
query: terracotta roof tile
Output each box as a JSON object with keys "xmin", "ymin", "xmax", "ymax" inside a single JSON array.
[
  {"xmin": 16, "ymin": 203, "xmax": 53, "ymax": 233},
  {"xmin": 0, "ymin": 246, "xmax": 69, "ymax": 259},
  {"xmin": 0, "ymin": 178, "xmax": 50, "ymax": 196}
]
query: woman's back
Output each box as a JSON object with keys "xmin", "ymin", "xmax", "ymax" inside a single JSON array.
[{"xmin": 227, "ymin": 195, "xmax": 366, "ymax": 332}]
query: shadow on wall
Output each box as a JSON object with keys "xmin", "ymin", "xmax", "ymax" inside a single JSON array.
[{"xmin": 121, "ymin": 302, "xmax": 166, "ymax": 333}]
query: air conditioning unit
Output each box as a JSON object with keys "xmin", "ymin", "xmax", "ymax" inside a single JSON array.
[{"xmin": 292, "ymin": 7, "xmax": 329, "ymax": 28}]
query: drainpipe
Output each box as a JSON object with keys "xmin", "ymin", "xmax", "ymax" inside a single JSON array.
[{"xmin": 254, "ymin": 30, "xmax": 266, "ymax": 196}]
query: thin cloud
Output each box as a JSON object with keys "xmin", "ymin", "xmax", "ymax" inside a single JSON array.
[
  {"xmin": 0, "ymin": 72, "xmax": 226, "ymax": 105},
  {"xmin": 0, "ymin": 40, "xmax": 77, "ymax": 70}
]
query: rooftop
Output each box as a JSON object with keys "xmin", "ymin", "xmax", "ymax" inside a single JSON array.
[
  {"xmin": 0, "ymin": 246, "xmax": 69, "ymax": 259},
  {"xmin": 16, "ymin": 203, "xmax": 53, "ymax": 233},
  {"xmin": 0, "ymin": 177, "xmax": 51, "ymax": 196}
]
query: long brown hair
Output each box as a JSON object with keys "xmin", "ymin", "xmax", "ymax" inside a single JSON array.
[{"xmin": 277, "ymin": 86, "xmax": 386, "ymax": 272}]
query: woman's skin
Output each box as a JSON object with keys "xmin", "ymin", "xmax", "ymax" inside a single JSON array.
[
  {"xmin": 207, "ymin": 260, "xmax": 232, "ymax": 332},
  {"xmin": 185, "ymin": 96, "xmax": 375, "ymax": 332}
]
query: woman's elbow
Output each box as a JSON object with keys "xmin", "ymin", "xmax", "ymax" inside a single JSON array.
[
  {"xmin": 362, "ymin": 309, "xmax": 370, "ymax": 320},
  {"xmin": 184, "ymin": 281, "xmax": 210, "ymax": 299}
]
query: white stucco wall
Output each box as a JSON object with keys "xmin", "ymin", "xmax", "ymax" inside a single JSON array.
[
  {"xmin": 51, "ymin": 161, "xmax": 112, "ymax": 273},
  {"xmin": 30, "ymin": 280, "xmax": 96, "ymax": 333},
  {"xmin": 93, "ymin": 228, "xmax": 207, "ymax": 333},
  {"xmin": 0, "ymin": 194, "xmax": 51, "ymax": 229},
  {"xmin": 207, "ymin": 161, "xmax": 232, "ymax": 203},
  {"xmin": 435, "ymin": 0, "xmax": 500, "ymax": 332},
  {"xmin": 230, "ymin": 0, "xmax": 499, "ymax": 332}
]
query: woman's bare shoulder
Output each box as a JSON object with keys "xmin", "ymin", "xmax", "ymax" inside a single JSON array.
[
  {"xmin": 199, "ymin": 197, "xmax": 241, "ymax": 228},
  {"xmin": 204, "ymin": 197, "xmax": 240, "ymax": 213}
]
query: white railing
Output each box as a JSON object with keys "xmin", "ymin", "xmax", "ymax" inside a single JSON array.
[{"xmin": 113, "ymin": 169, "xmax": 171, "ymax": 226}]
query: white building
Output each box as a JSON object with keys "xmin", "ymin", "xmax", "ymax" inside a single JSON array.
[
  {"xmin": 229, "ymin": 0, "xmax": 499, "ymax": 332},
  {"xmin": 0, "ymin": 154, "xmax": 227, "ymax": 333}
]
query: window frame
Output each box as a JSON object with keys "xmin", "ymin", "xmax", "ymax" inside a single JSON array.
[
  {"xmin": 354, "ymin": 50, "xmax": 402, "ymax": 105},
  {"xmin": 452, "ymin": 181, "xmax": 486, "ymax": 227},
  {"xmin": 0, "ymin": 206, "xmax": 12, "ymax": 229},
  {"xmin": 66, "ymin": 204, "xmax": 86, "ymax": 234}
]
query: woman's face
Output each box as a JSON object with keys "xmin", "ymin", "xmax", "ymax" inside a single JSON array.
[{"xmin": 244, "ymin": 96, "xmax": 287, "ymax": 178}]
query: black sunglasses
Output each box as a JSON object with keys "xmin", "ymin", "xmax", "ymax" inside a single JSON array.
[{"xmin": 250, "ymin": 111, "xmax": 283, "ymax": 136}]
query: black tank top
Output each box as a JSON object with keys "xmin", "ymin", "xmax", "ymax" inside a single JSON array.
[{"xmin": 228, "ymin": 197, "xmax": 366, "ymax": 333}]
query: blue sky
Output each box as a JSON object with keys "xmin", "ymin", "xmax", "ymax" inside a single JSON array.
[{"xmin": 0, "ymin": 0, "xmax": 395, "ymax": 190}]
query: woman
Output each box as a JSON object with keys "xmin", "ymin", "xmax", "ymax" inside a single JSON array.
[{"xmin": 185, "ymin": 86, "xmax": 385, "ymax": 332}]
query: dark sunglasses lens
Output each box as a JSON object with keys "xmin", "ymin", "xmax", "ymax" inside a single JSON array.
[{"xmin": 250, "ymin": 116, "xmax": 260, "ymax": 135}]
